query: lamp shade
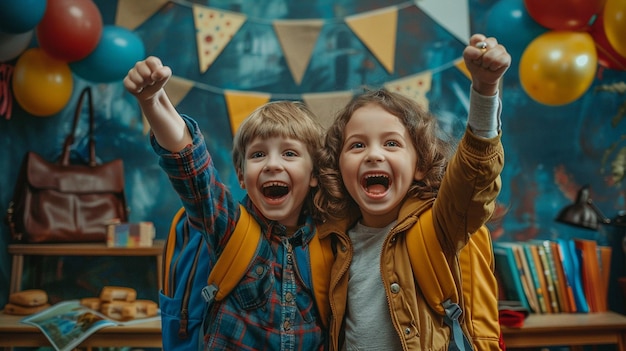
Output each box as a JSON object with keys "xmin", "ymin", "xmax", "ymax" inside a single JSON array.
[{"xmin": 555, "ymin": 185, "xmax": 609, "ymax": 230}]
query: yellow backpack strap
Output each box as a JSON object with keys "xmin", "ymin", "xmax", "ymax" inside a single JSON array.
[
  {"xmin": 201, "ymin": 205, "xmax": 261, "ymax": 304},
  {"xmin": 308, "ymin": 233, "xmax": 333, "ymax": 327},
  {"xmin": 458, "ymin": 226, "xmax": 501, "ymax": 351},
  {"xmin": 163, "ymin": 207, "xmax": 188, "ymax": 297},
  {"xmin": 406, "ymin": 208, "xmax": 472, "ymax": 351},
  {"xmin": 407, "ymin": 208, "xmax": 458, "ymax": 313}
]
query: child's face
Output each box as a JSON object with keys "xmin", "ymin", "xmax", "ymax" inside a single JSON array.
[
  {"xmin": 339, "ymin": 103, "xmax": 420, "ymax": 228},
  {"xmin": 239, "ymin": 136, "xmax": 317, "ymax": 228}
]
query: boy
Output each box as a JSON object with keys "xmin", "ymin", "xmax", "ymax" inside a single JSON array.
[
  {"xmin": 124, "ymin": 57, "xmax": 327, "ymax": 350},
  {"xmin": 314, "ymin": 34, "xmax": 511, "ymax": 350}
]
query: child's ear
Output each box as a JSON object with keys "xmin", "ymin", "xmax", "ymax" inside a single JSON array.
[
  {"xmin": 237, "ymin": 169, "xmax": 245, "ymax": 189},
  {"xmin": 414, "ymin": 169, "xmax": 425, "ymax": 181},
  {"xmin": 309, "ymin": 173, "xmax": 319, "ymax": 188}
]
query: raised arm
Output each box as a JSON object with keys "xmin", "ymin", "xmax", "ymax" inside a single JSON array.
[{"xmin": 123, "ymin": 56, "xmax": 192, "ymax": 152}]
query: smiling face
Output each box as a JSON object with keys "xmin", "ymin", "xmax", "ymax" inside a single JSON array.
[
  {"xmin": 239, "ymin": 136, "xmax": 318, "ymax": 228},
  {"xmin": 339, "ymin": 103, "xmax": 422, "ymax": 228}
]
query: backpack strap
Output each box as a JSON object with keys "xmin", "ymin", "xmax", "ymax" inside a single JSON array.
[
  {"xmin": 163, "ymin": 207, "xmax": 188, "ymax": 297},
  {"xmin": 201, "ymin": 205, "xmax": 261, "ymax": 304},
  {"xmin": 406, "ymin": 208, "xmax": 473, "ymax": 351},
  {"xmin": 295, "ymin": 233, "xmax": 332, "ymax": 327}
]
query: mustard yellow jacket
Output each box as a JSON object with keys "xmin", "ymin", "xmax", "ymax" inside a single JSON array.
[{"xmin": 317, "ymin": 128, "xmax": 504, "ymax": 351}]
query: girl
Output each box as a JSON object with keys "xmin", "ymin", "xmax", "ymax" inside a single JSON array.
[{"xmin": 314, "ymin": 34, "xmax": 511, "ymax": 351}]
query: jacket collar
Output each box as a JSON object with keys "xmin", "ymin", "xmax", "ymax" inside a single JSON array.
[{"xmin": 316, "ymin": 196, "xmax": 435, "ymax": 239}]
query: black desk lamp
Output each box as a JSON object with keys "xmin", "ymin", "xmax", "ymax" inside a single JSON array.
[{"xmin": 556, "ymin": 184, "xmax": 626, "ymax": 230}]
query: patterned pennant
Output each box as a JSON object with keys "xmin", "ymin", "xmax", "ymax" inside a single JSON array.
[
  {"xmin": 273, "ymin": 20, "xmax": 324, "ymax": 85},
  {"xmin": 115, "ymin": 0, "xmax": 169, "ymax": 30},
  {"xmin": 224, "ymin": 90, "xmax": 271, "ymax": 135},
  {"xmin": 345, "ymin": 6, "xmax": 398, "ymax": 74},
  {"xmin": 384, "ymin": 71, "xmax": 433, "ymax": 111},
  {"xmin": 193, "ymin": 5, "xmax": 247, "ymax": 73},
  {"xmin": 415, "ymin": 0, "xmax": 470, "ymax": 44},
  {"xmin": 301, "ymin": 91, "xmax": 354, "ymax": 129}
]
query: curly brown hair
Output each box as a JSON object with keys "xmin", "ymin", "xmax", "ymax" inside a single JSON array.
[{"xmin": 313, "ymin": 89, "xmax": 455, "ymax": 221}]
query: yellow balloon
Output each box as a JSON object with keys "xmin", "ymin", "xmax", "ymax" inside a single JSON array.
[
  {"xmin": 12, "ymin": 48, "xmax": 73, "ymax": 117},
  {"xmin": 604, "ymin": 0, "xmax": 626, "ymax": 59},
  {"xmin": 519, "ymin": 31, "xmax": 597, "ymax": 106}
]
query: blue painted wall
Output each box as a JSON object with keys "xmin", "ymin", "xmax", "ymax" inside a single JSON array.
[{"xmin": 1, "ymin": 0, "xmax": 625, "ymax": 313}]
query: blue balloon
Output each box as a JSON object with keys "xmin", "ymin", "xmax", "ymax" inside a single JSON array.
[
  {"xmin": 70, "ymin": 25, "xmax": 145, "ymax": 83},
  {"xmin": 485, "ymin": 0, "xmax": 547, "ymax": 66},
  {"xmin": 0, "ymin": 0, "xmax": 47, "ymax": 33}
]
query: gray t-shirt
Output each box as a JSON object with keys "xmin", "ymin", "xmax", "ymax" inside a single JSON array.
[{"xmin": 343, "ymin": 221, "xmax": 403, "ymax": 351}]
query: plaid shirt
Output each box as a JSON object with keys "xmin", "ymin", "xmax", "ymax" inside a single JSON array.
[{"xmin": 152, "ymin": 115, "xmax": 327, "ymax": 351}]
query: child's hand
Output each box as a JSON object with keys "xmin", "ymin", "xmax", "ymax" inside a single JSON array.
[
  {"xmin": 463, "ymin": 34, "xmax": 511, "ymax": 96},
  {"xmin": 123, "ymin": 56, "xmax": 172, "ymax": 102}
]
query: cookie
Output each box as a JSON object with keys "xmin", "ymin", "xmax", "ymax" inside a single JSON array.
[
  {"xmin": 99, "ymin": 286, "xmax": 137, "ymax": 302},
  {"xmin": 79, "ymin": 297, "xmax": 102, "ymax": 310},
  {"xmin": 4, "ymin": 302, "xmax": 50, "ymax": 315},
  {"xmin": 9, "ymin": 289, "xmax": 48, "ymax": 307}
]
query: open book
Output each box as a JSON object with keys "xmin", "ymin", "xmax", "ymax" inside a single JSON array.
[{"xmin": 21, "ymin": 300, "xmax": 160, "ymax": 351}]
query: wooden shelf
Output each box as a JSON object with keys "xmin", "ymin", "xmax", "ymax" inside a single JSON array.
[
  {"xmin": 8, "ymin": 240, "xmax": 164, "ymax": 294},
  {"xmin": 501, "ymin": 312, "xmax": 626, "ymax": 350}
]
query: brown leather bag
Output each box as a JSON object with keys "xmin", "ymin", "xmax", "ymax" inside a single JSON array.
[{"xmin": 6, "ymin": 87, "xmax": 129, "ymax": 243}]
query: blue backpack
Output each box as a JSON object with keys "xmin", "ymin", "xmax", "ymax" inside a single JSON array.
[
  {"xmin": 159, "ymin": 206, "xmax": 332, "ymax": 350},
  {"xmin": 159, "ymin": 207, "xmax": 209, "ymax": 350}
]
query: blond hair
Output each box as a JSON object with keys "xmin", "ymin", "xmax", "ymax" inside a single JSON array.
[{"xmin": 232, "ymin": 100, "xmax": 324, "ymax": 172}]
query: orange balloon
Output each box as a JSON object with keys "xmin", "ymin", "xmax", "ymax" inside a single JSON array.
[
  {"xmin": 519, "ymin": 31, "xmax": 597, "ymax": 106},
  {"xmin": 603, "ymin": 0, "xmax": 626, "ymax": 59},
  {"xmin": 12, "ymin": 48, "xmax": 73, "ymax": 116}
]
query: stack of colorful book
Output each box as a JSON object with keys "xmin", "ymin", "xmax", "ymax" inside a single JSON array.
[{"xmin": 493, "ymin": 238, "xmax": 612, "ymax": 314}]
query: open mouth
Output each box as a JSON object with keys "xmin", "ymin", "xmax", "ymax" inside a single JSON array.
[
  {"xmin": 361, "ymin": 174, "xmax": 390, "ymax": 195},
  {"xmin": 262, "ymin": 181, "xmax": 290, "ymax": 199}
]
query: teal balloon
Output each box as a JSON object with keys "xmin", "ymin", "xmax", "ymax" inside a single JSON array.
[
  {"xmin": 485, "ymin": 0, "xmax": 547, "ymax": 65},
  {"xmin": 0, "ymin": 0, "xmax": 47, "ymax": 34},
  {"xmin": 70, "ymin": 25, "xmax": 145, "ymax": 83}
]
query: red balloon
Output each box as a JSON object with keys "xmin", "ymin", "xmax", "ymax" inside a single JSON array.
[
  {"xmin": 589, "ymin": 8, "xmax": 626, "ymax": 71},
  {"xmin": 36, "ymin": 0, "xmax": 103, "ymax": 62},
  {"xmin": 524, "ymin": 0, "xmax": 607, "ymax": 30}
]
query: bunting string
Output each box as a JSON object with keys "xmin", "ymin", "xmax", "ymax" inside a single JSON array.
[
  {"xmin": 175, "ymin": 56, "xmax": 464, "ymax": 100},
  {"xmin": 168, "ymin": 0, "xmax": 418, "ymax": 25}
]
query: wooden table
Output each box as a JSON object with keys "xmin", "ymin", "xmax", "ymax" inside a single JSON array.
[
  {"xmin": 8, "ymin": 240, "xmax": 165, "ymax": 294},
  {"xmin": 501, "ymin": 311, "xmax": 626, "ymax": 350},
  {"xmin": 0, "ymin": 312, "xmax": 162, "ymax": 350}
]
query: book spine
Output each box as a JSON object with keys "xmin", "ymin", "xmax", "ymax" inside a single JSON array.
[
  {"xmin": 493, "ymin": 245, "xmax": 530, "ymax": 310},
  {"xmin": 561, "ymin": 239, "xmax": 589, "ymax": 313},
  {"xmin": 550, "ymin": 241, "xmax": 574, "ymax": 313},
  {"xmin": 512, "ymin": 244, "xmax": 539, "ymax": 313},
  {"xmin": 515, "ymin": 244, "xmax": 541, "ymax": 313},
  {"xmin": 536, "ymin": 243, "xmax": 560, "ymax": 313},
  {"xmin": 523, "ymin": 244, "xmax": 548, "ymax": 314}
]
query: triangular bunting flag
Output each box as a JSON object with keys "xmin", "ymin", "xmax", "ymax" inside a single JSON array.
[
  {"xmin": 302, "ymin": 91, "xmax": 354, "ymax": 129},
  {"xmin": 224, "ymin": 90, "xmax": 271, "ymax": 135},
  {"xmin": 115, "ymin": 0, "xmax": 169, "ymax": 30},
  {"xmin": 454, "ymin": 58, "xmax": 471, "ymax": 80},
  {"xmin": 345, "ymin": 7, "xmax": 398, "ymax": 74},
  {"xmin": 142, "ymin": 75, "xmax": 195, "ymax": 135},
  {"xmin": 384, "ymin": 71, "xmax": 432, "ymax": 111},
  {"xmin": 193, "ymin": 5, "xmax": 247, "ymax": 73},
  {"xmin": 415, "ymin": 0, "xmax": 470, "ymax": 44},
  {"xmin": 273, "ymin": 20, "xmax": 324, "ymax": 85}
]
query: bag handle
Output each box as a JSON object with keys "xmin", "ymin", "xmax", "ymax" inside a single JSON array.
[{"xmin": 60, "ymin": 87, "xmax": 96, "ymax": 167}]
